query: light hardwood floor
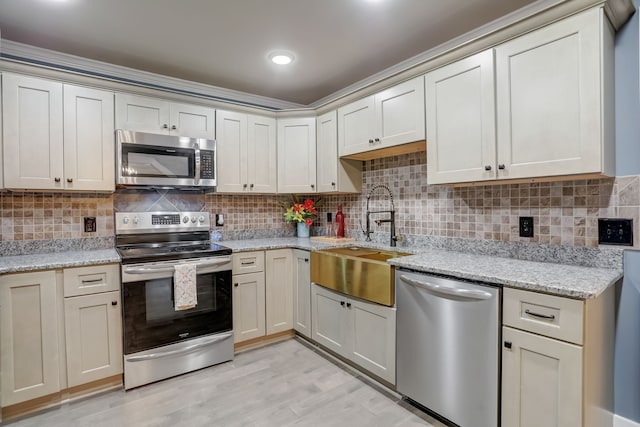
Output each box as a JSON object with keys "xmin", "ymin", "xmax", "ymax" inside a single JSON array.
[{"xmin": 5, "ymin": 338, "xmax": 445, "ymax": 426}]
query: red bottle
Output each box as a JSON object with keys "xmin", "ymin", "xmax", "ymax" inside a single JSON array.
[{"xmin": 335, "ymin": 204, "xmax": 345, "ymax": 238}]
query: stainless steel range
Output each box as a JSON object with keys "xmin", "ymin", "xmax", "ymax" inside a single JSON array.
[{"xmin": 115, "ymin": 211, "xmax": 233, "ymax": 390}]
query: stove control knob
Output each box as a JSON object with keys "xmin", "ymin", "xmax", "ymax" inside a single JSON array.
[
  {"xmin": 123, "ymin": 216, "xmax": 129, "ymax": 225},
  {"xmin": 191, "ymin": 216, "xmax": 197, "ymax": 223},
  {"xmin": 198, "ymin": 215, "xmax": 205, "ymax": 223},
  {"xmin": 182, "ymin": 216, "xmax": 189, "ymax": 224}
]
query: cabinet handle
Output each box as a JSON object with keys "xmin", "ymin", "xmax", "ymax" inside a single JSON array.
[
  {"xmin": 111, "ymin": 301, "xmax": 118, "ymax": 306},
  {"xmin": 162, "ymin": 124, "xmax": 169, "ymax": 129},
  {"xmin": 484, "ymin": 165, "xmax": 492, "ymax": 171},
  {"xmin": 524, "ymin": 309, "xmax": 555, "ymax": 320},
  {"xmin": 340, "ymin": 301, "xmax": 345, "ymax": 307},
  {"xmin": 346, "ymin": 302, "xmax": 352, "ymax": 308},
  {"xmin": 504, "ymin": 341, "xmax": 512, "ymax": 349},
  {"xmin": 241, "ymin": 261, "xmax": 255, "ymax": 265},
  {"xmin": 67, "ymin": 178, "xmax": 73, "ymax": 183},
  {"xmin": 81, "ymin": 278, "xmax": 103, "ymax": 284},
  {"xmin": 171, "ymin": 125, "xmax": 177, "ymax": 130},
  {"xmin": 498, "ymin": 164, "xmax": 506, "ymax": 170},
  {"xmin": 368, "ymin": 139, "xmax": 374, "ymax": 144},
  {"xmin": 54, "ymin": 177, "xmax": 61, "ymax": 183}
]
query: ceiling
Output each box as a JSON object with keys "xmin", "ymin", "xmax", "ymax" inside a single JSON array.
[{"xmin": 0, "ymin": 0, "xmax": 538, "ymax": 106}]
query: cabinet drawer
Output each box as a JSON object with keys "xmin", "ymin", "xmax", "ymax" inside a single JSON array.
[
  {"xmin": 503, "ymin": 288, "xmax": 583, "ymax": 345},
  {"xmin": 63, "ymin": 264, "xmax": 120, "ymax": 297},
  {"xmin": 232, "ymin": 251, "xmax": 265, "ymax": 274}
]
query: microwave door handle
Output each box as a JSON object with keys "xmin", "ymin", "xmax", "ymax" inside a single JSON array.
[{"xmin": 194, "ymin": 142, "xmax": 201, "ymax": 185}]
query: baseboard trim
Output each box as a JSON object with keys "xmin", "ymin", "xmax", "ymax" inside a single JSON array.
[
  {"xmin": 233, "ymin": 330, "xmax": 295, "ymax": 353},
  {"xmin": 615, "ymin": 414, "xmax": 640, "ymax": 427}
]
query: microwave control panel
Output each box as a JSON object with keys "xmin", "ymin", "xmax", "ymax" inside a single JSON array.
[{"xmin": 200, "ymin": 150, "xmax": 215, "ymax": 179}]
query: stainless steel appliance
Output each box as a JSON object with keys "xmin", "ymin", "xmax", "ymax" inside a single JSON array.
[
  {"xmin": 116, "ymin": 130, "xmax": 216, "ymax": 189},
  {"xmin": 116, "ymin": 211, "xmax": 233, "ymax": 390},
  {"xmin": 396, "ymin": 270, "xmax": 501, "ymax": 427}
]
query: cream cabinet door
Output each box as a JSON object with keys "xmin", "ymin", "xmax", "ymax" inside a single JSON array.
[
  {"xmin": 502, "ymin": 326, "xmax": 582, "ymax": 427},
  {"xmin": 247, "ymin": 115, "xmax": 277, "ymax": 193},
  {"xmin": 216, "ymin": 110, "xmax": 248, "ymax": 193},
  {"xmin": 337, "ymin": 96, "xmax": 376, "ymax": 157},
  {"xmin": 64, "ymin": 291, "xmax": 123, "ymax": 387},
  {"xmin": 2, "ymin": 73, "xmax": 64, "ymax": 190},
  {"xmin": 115, "ymin": 94, "xmax": 171, "ymax": 135},
  {"xmin": 349, "ymin": 299, "xmax": 396, "ymax": 384},
  {"xmin": 170, "ymin": 102, "xmax": 215, "ymax": 139},
  {"xmin": 232, "ymin": 272, "xmax": 266, "ymax": 343},
  {"xmin": 292, "ymin": 250, "xmax": 311, "ymax": 338},
  {"xmin": 495, "ymin": 8, "xmax": 610, "ymax": 180},
  {"xmin": 63, "ymin": 85, "xmax": 115, "ymax": 191},
  {"xmin": 0, "ymin": 271, "xmax": 60, "ymax": 406},
  {"xmin": 265, "ymin": 249, "xmax": 293, "ymax": 335},
  {"xmin": 374, "ymin": 76, "xmax": 425, "ymax": 150},
  {"xmin": 311, "ymin": 284, "xmax": 350, "ymax": 358},
  {"xmin": 426, "ymin": 50, "xmax": 497, "ymax": 184},
  {"xmin": 277, "ymin": 117, "xmax": 316, "ymax": 193},
  {"xmin": 317, "ymin": 111, "xmax": 362, "ymax": 194}
]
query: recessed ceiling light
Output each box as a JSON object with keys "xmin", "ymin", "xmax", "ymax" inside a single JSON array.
[{"xmin": 269, "ymin": 52, "xmax": 294, "ymax": 65}]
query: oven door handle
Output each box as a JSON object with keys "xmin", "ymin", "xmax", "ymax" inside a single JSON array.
[
  {"xmin": 126, "ymin": 332, "xmax": 233, "ymax": 362},
  {"xmin": 123, "ymin": 257, "xmax": 232, "ymax": 275}
]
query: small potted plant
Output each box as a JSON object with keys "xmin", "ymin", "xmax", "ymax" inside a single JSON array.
[{"xmin": 284, "ymin": 197, "xmax": 318, "ymax": 238}]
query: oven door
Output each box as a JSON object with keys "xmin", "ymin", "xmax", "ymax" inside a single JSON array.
[{"xmin": 121, "ymin": 257, "xmax": 232, "ymax": 355}]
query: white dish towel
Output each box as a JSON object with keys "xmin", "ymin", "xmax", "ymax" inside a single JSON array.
[{"xmin": 174, "ymin": 263, "xmax": 197, "ymax": 311}]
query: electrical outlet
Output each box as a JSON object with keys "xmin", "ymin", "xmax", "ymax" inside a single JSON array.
[
  {"xmin": 598, "ymin": 218, "xmax": 633, "ymax": 246},
  {"xmin": 519, "ymin": 216, "xmax": 534, "ymax": 238},
  {"xmin": 215, "ymin": 214, "xmax": 224, "ymax": 227},
  {"xmin": 84, "ymin": 217, "xmax": 96, "ymax": 233}
]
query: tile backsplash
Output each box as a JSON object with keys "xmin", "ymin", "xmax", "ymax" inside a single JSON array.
[{"xmin": 1, "ymin": 152, "xmax": 639, "ymax": 251}]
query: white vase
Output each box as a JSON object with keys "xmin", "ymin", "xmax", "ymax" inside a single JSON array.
[{"xmin": 296, "ymin": 222, "xmax": 310, "ymax": 238}]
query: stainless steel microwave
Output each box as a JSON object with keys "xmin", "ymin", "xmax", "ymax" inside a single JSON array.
[{"xmin": 116, "ymin": 130, "xmax": 216, "ymax": 189}]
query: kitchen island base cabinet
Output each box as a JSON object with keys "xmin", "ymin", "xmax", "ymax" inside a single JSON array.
[{"xmin": 311, "ymin": 284, "xmax": 396, "ymax": 385}]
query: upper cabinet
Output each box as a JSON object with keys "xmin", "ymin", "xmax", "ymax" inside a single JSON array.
[
  {"xmin": 316, "ymin": 111, "xmax": 362, "ymax": 193},
  {"xmin": 115, "ymin": 94, "xmax": 215, "ymax": 139},
  {"xmin": 427, "ymin": 7, "xmax": 614, "ymax": 185},
  {"xmin": 2, "ymin": 73, "xmax": 115, "ymax": 191},
  {"xmin": 216, "ymin": 110, "xmax": 277, "ymax": 193},
  {"xmin": 338, "ymin": 76, "xmax": 425, "ymax": 160},
  {"xmin": 277, "ymin": 117, "xmax": 317, "ymax": 193}
]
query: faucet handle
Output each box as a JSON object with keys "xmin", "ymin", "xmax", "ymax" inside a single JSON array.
[{"xmin": 393, "ymin": 234, "xmax": 404, "ymax": 243}]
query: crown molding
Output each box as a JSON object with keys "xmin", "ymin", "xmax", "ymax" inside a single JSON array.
[{"xmin": 0, "ymin": 40, "xmax": 304, "ymax": 111}]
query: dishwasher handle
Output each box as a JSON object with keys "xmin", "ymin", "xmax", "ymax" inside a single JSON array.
[{"xmin": 399, "ymin": 274, "xmax": 493, "ymax": 301}]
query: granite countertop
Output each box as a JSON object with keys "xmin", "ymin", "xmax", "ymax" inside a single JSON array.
[
  {"xmin": 221, "ymin": 238, "xmax": 621, "ymax": 299},
  {"xmin": 0, "ymin": 238, "xmax": 622, "ymax": 299},
  {"xmin": 0, "ymin": 249, "xmax": 121, "ymax": 274}
]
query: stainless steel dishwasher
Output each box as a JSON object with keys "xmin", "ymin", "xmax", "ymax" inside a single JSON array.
[{"xmin": 396, "ymin": 270, "xmax": 500, "ymax": 427}]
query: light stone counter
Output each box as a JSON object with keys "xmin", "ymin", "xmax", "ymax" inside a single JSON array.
[{"xmin": 0, "ymin": 249, "xmax": 121, "ymax": 274}]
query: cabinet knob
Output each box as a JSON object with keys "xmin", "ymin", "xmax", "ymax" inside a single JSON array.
[
  {"xmin": 331, "ymin": 182, "xmax": 336, "ymax": 187},
  {"xmin": 250, "ymin": 183, "xmax": 254, "ymax": 189},
  {"xmin": 162, "ymin": 124, "xmax": 169, "ymax": 129},
  {"xmin": 234, "ymin": 283, "xmax": 239, "ymax": 287},
  {"xmin": 67, "ymin": 178, "xmax": 73, "ymax": 183},
  {"xmin": 374, "ymin": 138, "xmax": 380, "ymax": 142},
  {"xmin": 340, "ymin": 301, "xmax": 345, "ymax": 307},
  {"xmin": 368, "ymin": 139, "xmax": 374, "ymax": 144},
  {"xmin": 346, "ymin": 302, "xmax": 352, "ymax": 308},
  {"xmin": 498, "ymin": 164, "xmax": 506, "ymax": 170},
  {"xmin": 54, "ymin": 177, "xmax": 61, "ymax": 183},
  {"xmin": 484, "ymin": 165, "xmax": 492, "ymax": 171},
  {"xmin": 304, "ymin": 258, "xmax": 309, "ymax": 262},
  {"xmin": 243, "ymin": 184, "xmax": 248, "ymax": 189},
  {"xmin": 310, "ymin": 184, "xmax": 315, "ymax": 189},
  {"xmin": 111, "ymin": 301, "xmax": 118, "ymax": 306},
  {"xmin": 171, "ymin": 125, "xmax": 177, "ymax": 130},
  {"xmin": 504, "ymin": 341, "xmax": 512, "ymax": 349}
]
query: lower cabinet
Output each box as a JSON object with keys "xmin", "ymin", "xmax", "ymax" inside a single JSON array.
[
  {"xmin": 501, "ymin": 286, "xmax": 616, "ymax": 427},
  {"xmin": 311, "ymin": 283, "xmax": 396, "ymax": 384},
  {"xmin": 0, "ymin": 263, "xmax": 122, "ymax": 409},
  {"xmin": 292, "ymin": 250, "xmax": 311, "ymax": 338},
  {"xmin": 232, "ymin": 249, "xmax": 293, "ymax": 344},
  {"xmin": 64, "ymin": 291, "xmax": 123, "ymax": 387},
  {"xmin": 0, "ymin": 271, "xmax": 61, "ymax": 406}
]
